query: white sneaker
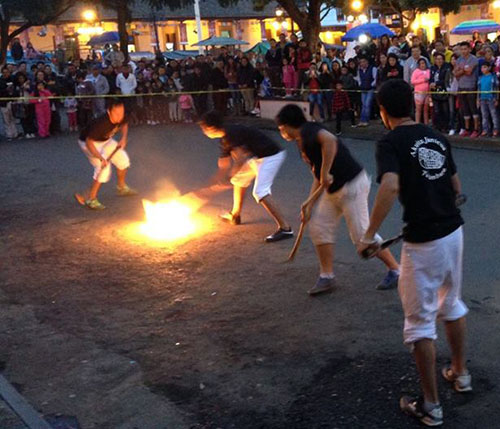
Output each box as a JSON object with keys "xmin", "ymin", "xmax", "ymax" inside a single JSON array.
[{"xmin": 448, "ymin": 129, "xmax": 456, "ymax": 136}]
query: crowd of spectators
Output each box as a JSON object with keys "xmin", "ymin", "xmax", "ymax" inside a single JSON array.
[{"xmin": 2, "ymin": 32, "xmax": 500, "ymax": 140}]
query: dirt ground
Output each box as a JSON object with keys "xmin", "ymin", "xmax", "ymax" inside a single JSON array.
[{"xmin": 0, "ymin": 124, "xmax": 499, "ymax": 428}]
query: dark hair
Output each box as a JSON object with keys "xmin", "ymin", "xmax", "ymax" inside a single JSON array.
[
  {"xmin": 108, "ymin": 98, "xmax": 125, "ymax": 110},
  {"xmin": 377, "ymin": 79, "xmax": 413, "ymax": 118},
  {"xmin": 276, "ymin": 104, "xmax": 307, "ymax": 128},
  {"xmin": 387, "ymin": 53, "xmax": 398, "ymax": 61},
  {"xmin": 417, "ymin": 58, "xmax": 428, "ymax": 66},
  {"xmin": 481, "ymin": 61, "xmax": 492, "ymax": 68},
  {"xmin": 460, "ymin": 41, "xmax": 470, "ymax": 48},
  {"xmin": 434, "ymin": 53, "xmax": 445, "ymax": 60},
  {"xmin": 200, "ymin": 110, "xmax": 225, "ymax": 129}
]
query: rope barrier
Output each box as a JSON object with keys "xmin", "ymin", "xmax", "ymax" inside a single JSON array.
[{"xmin": 0, "ymin": 87, "xmax": 497, "ymax": 102}]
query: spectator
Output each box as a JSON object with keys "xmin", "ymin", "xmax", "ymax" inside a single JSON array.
[
  {"xmin": 116, "ymin": 64, "xmax": 137, "ymax": 118},
  {"xmin": 455, "ymin": 41, "xmax": 480, "ymax": 137},
  {"xmin": 355, "ymin": 56, "xmax": 377, "ymax": 127},
  {"xmin": 430, "ymin": 53, "xmax": 451, "ymax": 132},
  {"xmin": 165, "ymin": 78, "xmax": 179, "ymax": 122},
  {"xmin": 237, "ymin": 57, "xmax": 255, "ymax": 114},
  {"xmin": 265, "ymin": 38, "xmax": 282, "ymax": 92},
  {"xmin": 88, "ymin": 65, "xmax": 110, "ymax": 117},
  {"xmin": 297, "ymin": 39, "xmax": 313, "ymax": 90},
  {"xmin": 411, "ymin": 58, "xmax": 431, "ymax": 125},
  {"xmin": 11, "ymin": 38, "xmax": 24, "ymax": 62},
  {"xmin": 179, "ymin": 90, "xmax": 195, "ymax": 123},
  {"xmin": 304, "ymin": 63, "xmax": 324, "ymax": 121},
  {"xmin": 282, "ymin": 57, "xmax": 296, "ymax": 97},
  {"xmin": 332, "ymin": 81, "xmax": 353, "ymax": 135},
  {"xmin": 25, "ymin": 42, "xmax": 39, "ymax": 60},
  {"xmin": 14, "ymin": 72, "xmax": 36, "ymax": 138},
  {"xmin": 382, "ymin": 53, "xmax": 403, "ymax": 81},
  {"xmin": 477, "ymin": 62, "xmax": 499, "ymax": 136},
  {"xmin": 319, "ymin": 62, "xmax": 334, "ymax": 121},
  {"xmin": 106, "ymin": 44, "xmax": 125, "ymax": 68},
  {"xmin": 404, "ymin": 46, "xmax": 429, "ymax": 83},
  {"xmin": 211, "ymin": 60, "xmax": 229, "ymax": 114},
  {"xmin": 0, "ymin": 67, "xmax": 19, "ymax": 140},
  {"xmin": 29, "ymin": 81, "xmax": 52, "ymax": 138},
  {"xmin": 432, "ymin": 40, "xmax": 453, "ymax": 64},
  {"xmin": 75, "ymin": 72, "xmax": 95, "ymax": 130},
  {"xmin": 64, "ymin": 90, "xmax": 78, "ymax": 132}
]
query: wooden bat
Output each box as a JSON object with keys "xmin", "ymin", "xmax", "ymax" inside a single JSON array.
[
  {"xmin": 361, "ymin": 194, "xmax": 467, "ymax": 259},
  {"xmin": 96, "ymin": 144, "xmax": 122, "ymax": 182},
  {"xmin": 287, "ymin": 185, "xmax": 325, "ymax": 262}
]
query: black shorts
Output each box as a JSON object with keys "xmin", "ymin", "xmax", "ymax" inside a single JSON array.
[{"xmin": 459, "ymin": 91, "xmax": 478, "ymax": 119}]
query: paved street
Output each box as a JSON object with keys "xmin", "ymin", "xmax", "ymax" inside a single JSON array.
[{"xmin": 0, "ymin": 123, "xmax": 499, "ymax": 428}]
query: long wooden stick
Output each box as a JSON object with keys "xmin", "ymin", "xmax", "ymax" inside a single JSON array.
[
  {"xmin": 96, "ymin": 145, "xmax": 122, "ymax": 182},
  {"xmin": 287, "ymin": 185, "xmax": 325, "ymax": 262}
]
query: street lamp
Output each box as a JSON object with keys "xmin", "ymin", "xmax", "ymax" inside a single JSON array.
[
  {"xmin": 351, "ymin": 0, "xmax": 363, "ymax": 12},
  {"xmin": 347, "ymin": 15, "xmax": 355, "ymax": 23},
  {"xmin": 82, "ymin": 9, "xmax": 97, "ymax": 22},
  {"xmin": 358, "ymin": 14, "xmax": 369, "ymax": 24}
]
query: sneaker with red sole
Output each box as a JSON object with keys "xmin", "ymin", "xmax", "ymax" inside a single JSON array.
[
  {"xmin": 459, "ymin": 129, "xmax": 470, "ymax": 137},
  {"xmin": 470, "ymin": 131, "xmax": 480, "ymax": 138}
]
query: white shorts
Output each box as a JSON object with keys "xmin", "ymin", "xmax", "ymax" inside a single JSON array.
[
  {"xmin": 309, "ymin": 170, "xmax": 380, "ymax": 248},
  {"xmin": 399, "ymin": 226, "xmax": 468, "ymax": 345},
  {"xmin": 230, "ymin": 150, "xmax": 286, "ymax": 202},
  {"xmin": 79, "ymin": 139, "xmax": 131, "ymax": 183}
]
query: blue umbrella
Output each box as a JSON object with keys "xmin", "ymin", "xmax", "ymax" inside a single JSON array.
[{"xmin": 341, "ymin": 23, "xmax": 395, "ymax": 42}]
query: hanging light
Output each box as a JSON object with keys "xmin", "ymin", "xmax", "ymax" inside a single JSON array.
[{"xmin": 358, "ymin": 14, "xmax": 369, "ymax": 24}]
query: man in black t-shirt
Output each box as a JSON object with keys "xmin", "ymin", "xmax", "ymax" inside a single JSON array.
[
  {"xmin": 198, "ymin": 111, "xmax": 293, "ymax": 243},
  {"xmin": 360, "ymin": 79, "xmax": 470, "ymax": 427},
  {"xmin": 276, "ymin": 104, "xmax": 400, "ymax": 296},
  {"xmin": 74, "ymin": 100, "xmax": 137, "ymax": 210}
]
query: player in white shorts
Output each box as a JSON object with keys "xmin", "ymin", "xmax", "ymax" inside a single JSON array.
[
  {"xmin": 276, "ymin": 104, "xmax": 400, "ymax": 295},
  {"xmin": 360, "ymin": 79, "xmax": 470, "ymax": 427},
  {"xmin": 198, "ymin": 110, "xmax": 293, "ymax": 243},
  {"xmin": 74, "ymin": 100, "xmax": 137, "ymax": 210}
]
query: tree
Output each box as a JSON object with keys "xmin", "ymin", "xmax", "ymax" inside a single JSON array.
[
  {"xmin": 340, "ymin": 0, "xmax": 463, "ymax": 34},
  {"xmin": 0, "ymin": 0, "xmax": 72, "ymax": 65}
]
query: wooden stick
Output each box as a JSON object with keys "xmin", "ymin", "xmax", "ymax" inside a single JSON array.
[
  {"xmin": 287, "ymin": 221, "xmax": 306, "ymax": 262},
  {"xmin": 96, "ymin": 145, "xmax": 122, "ymax": 182},
  {"xmin": 287, "ymin": 185, "xmax": 325, "ymax": 262}
]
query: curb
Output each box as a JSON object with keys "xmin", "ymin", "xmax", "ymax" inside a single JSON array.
[{"xmin": 227, "ymin": 116, "xmax": 500, "ymax": 152}]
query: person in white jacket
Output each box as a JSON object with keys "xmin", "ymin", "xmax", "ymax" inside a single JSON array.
[{"xmin": 115, "ymin": 64, "xmax": 137, "ymax": 117}]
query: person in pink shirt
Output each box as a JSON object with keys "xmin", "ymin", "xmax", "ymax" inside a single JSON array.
[
  {"xmin": 30, "ymin": 81, "xmax": 52, "ymax": 138},
  {"xmin": 411, "ymin": 58, "xmax": 431, "ymax": 124},
  {"xmin": 282, "ymin": 57, "xmax": 296, "ymax": 97},
  {"xmin": 178, "ymin": 92, "xmax": 195, "ymax": 123}
]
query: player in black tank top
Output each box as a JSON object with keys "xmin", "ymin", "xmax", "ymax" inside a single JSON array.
[{"xmin": 276, "ymin": 104, "xmax": 400, "ymax": 296}]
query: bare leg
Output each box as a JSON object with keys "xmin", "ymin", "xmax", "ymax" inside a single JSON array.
[
  {"xmin": 414, "ymin": 339, "xmax": 439, "ymax": 404},
  {"xmin": 424, "ymin": 103, "xmax": 429, "ymax": 125},
  {"xmin": 473, "ymin": 116, "xmax": 480, "ymax": 132},
  {"xmin": 376, "ymin": 248, "xmax": 399, "ymax": 271},
  {"xmin": 260, "ymin": 195, "xmax": 290, "ymax": 230},
  {"xmin": 464, "ymin": 118, "xmax": 470, "ymax": 131},
  {"xmin": 415, "ymin": 104, "xmax": 422, "ymax": 124},
  {"xmin": 315, "ymin": 243, "xmax": 334, "ymax": 275},
  {"xmin": 89, "ymin": 180, "xmax": 103, "ymax": 200},
  {"xmin": 231, "ymin": 186, "xmax": 248, "ymax": 216},
  {"xmin": 116, "ymin": 168, "xmax": 127, "ymax": 188},
  {"xmin": 444, "ymin": 317, "xmax": 468, "ymax": 375}
]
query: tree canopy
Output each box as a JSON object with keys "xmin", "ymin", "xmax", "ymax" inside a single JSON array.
[{"xmin": 0, "ymin": 0, "xmax": 72, "ymax": 64}]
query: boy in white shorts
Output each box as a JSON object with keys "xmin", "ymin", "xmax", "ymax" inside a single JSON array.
[
  {"xmin": 276, "ymin": 104, "xmax": 400, "ymax": 295},
  {"xmin": 74, "ymin": 100, "xmax": 137, "ymax": 210},
  {"xmin": 198, "ymin": 111, "xmax": 293, "ymax": 243},
  {"xmin": 360, "ymin": 79, "xmax": 470, "ymax": 427}
]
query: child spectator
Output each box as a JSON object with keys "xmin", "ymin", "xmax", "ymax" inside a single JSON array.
[
  {"xmin": 165, "ymin": 78, "xmax": 179, "ymax": 122},
  {"xmin": 30, "ymin": 81, "xmax": 52, "ymax": 138},
  {"xmin": 477, "ymin": 62, "xmax": 499, "ymax": 136},
  {"xmin": 332, "ymin": 81, "xmax": 354, "ymax": 135},
  {"xmin": 411, "ymin": 58, "xmax": 431, "ymax": 124},
  {"xmin": 179, "ymin": 91, "xmax": 195, "ymax": 123},
  {"xmin": 64, "ymin": 91, "xmax": 78, "ymax": 132},
  {"xmin": 304, "ymin": 63, "xmax": 325, "ymax": 121},
  {"xmin": 282, "ymin": 57, "xmax": 296, "ymax": 97},
  {"xmin": 339, "ymin": 65, "xmax": 359, "ymax": 123}
]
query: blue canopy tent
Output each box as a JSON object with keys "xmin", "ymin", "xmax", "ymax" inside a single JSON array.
[
  {"xmin": 163, "ymin": 50, "xmax": 199, "ymax": 60},
  {"xmin": 245, "ymin": 41, "xmax": 270, "ymax": 55},
  {"xmin": 341, "ymin": 23, "xmax": 395, "ymax": 42},
  {"xmin": 88, "ymin": 31, "xmax": 133, "ymax": 46},
  {"xmin": 192, "ymin": 36, "xmax": 249, "ymax": 47},
  {"xmin": 451, "ymin": 20, "xmax": 500, "ymax": 35}
]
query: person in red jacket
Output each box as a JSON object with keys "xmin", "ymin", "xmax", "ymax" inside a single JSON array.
[
  {"xmin": 297, "ymin": 39, "xmax": 312, "ymax": 91},
  {"xmin": 332, "ymin": 82, "xmax": 355, "ymax": 135}
]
